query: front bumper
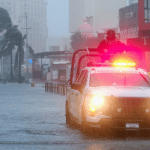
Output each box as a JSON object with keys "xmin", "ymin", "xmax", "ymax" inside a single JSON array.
[
  {"xmin": 87, "ymin": 118, "xmax": 150, "ymax": 131},
  {"xmin": 84, "ymin": 97, "xmax": 150, "ymax": 130}
]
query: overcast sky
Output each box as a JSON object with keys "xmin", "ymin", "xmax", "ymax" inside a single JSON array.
[{"xmin": 47, "ymin": 0, "xmax": 69, "ymax": 37}]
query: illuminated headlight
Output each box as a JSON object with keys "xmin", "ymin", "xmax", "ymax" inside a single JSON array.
[
  {"xmin": 85, "ymin": 95, "xmax": 104, "ymax": 113},
  {"xmin": 91, "ymin": 96, "xmax": 104, "ymax": 106}
]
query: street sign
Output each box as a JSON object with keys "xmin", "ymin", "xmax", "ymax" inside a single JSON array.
[{"xmin": 29, "ymin": 59, "xmax": 32, "ymax": 63}]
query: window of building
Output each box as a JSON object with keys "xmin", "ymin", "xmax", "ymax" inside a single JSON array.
[
  {"xmin": 144, "ymin": 0, "xmax": 150, "ymax": 23},
  {"xmin": 129, "ymin": 0, "xmax": 138, "ymax": 5}
]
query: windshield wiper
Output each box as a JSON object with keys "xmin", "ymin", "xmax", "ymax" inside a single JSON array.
[{"xmin": 139, "ymin": 72, "xmax": 150, "ymax": 87}]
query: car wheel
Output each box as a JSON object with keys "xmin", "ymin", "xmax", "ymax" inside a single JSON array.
[
  {"xmin": 81, "ymin": 106, "xmax": 90, "ymax": 133},
  {"xmin": 66, "ymin": 110, "xmax": 70, "ymax": 124},
  {"xmin": 66, "ymin": 101, "xmax": 71, "ymax": 126},
  {"xmin": 66, "ymin": 110, "xmax": 71, "ymax": 125},
  {"xmin": 81, "ymin": 120, "xmax": 88, "ymax": 133}
]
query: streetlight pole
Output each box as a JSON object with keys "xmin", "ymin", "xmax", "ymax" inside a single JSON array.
[
  {"xmin": 1, "ymin": 56, "xmax": 3, "ymax": 80},
  {"xmin": 93, "ymin": 0, "xmax": 95, "ymax": 35}
]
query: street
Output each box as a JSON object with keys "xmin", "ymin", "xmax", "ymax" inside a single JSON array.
[{"xmin": 0, "ymin": 83, "xmax": 150, "ymax": 150}]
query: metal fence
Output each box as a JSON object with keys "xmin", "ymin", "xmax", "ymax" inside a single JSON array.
[{"xmin": 45, "ymin": 81, "xmax": 68, "ymax": 95}]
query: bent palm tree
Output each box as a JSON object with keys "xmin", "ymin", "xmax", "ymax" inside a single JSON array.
[{"xmin": 0, "ymin": 7, "xmax": 26, "ymax": 83}]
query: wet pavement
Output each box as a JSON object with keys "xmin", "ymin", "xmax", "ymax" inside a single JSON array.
[{"xmin": 0, "ymin": 83, "xmax": 150, "ymax": 149}]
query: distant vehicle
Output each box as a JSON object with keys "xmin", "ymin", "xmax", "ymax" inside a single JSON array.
[{"xmin": 65, "ymin": 48, "xmax": 150, "ymax": 134}]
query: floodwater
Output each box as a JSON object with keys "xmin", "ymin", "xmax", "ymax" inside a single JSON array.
[{"xmin": 0, "ymin": 83, "xmax": 150, "ymax": 150}]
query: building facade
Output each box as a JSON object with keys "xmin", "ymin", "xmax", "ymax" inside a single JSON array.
[
  {"xmin": 119, "ymin": 0, "xmax": 150, "ymax": 71},
  {"xmin": 119, "ymin": 0, "xmax": 150, "ymax": 43},
  {"xmin": 0, "ymin": 0, "xmax": 48, "ymax": 53},
  {"xmin": 138, "ymin": 0, "xmax": 150, "ymax": 34},
  {"xmin": 69, "ymin": 0, "xmax": 127, "ymax": 34},
  {"xmin": 119, "ymin": 3, "xmax": 139, "ymax": 44}
]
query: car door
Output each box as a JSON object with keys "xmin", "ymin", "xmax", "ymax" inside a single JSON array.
[
  {"xmin": 70, "ymin": 70, "xmax": 87, "ymax": 120},
  {"xmin": 75, "ymin": 70, "xmax": 89, "ymax": 122}
]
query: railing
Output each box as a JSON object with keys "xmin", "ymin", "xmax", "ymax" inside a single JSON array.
[
  {"xmin": 45, "ymin": 81, "xmax": 68, "ymax": 95},
  {"xmin": 46, "ymin": 72, "xmax": 150, "ymax": 95}
]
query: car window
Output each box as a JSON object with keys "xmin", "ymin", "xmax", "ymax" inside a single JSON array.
[
  {"xmin": 90, "ymin": 73, "xmax": 150, "ymax": 87},
  {"xmin": 76, "ymin": 70, "xmax": 88, "ymax": 85},
  {"xmin": 82, "ymin": 71, "xmax": 88, "ymax": 86}
]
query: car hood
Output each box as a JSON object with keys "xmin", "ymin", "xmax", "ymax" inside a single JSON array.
[{"xmin": 87, "ymin": 86, "xmax": 150, "ymax": 98}]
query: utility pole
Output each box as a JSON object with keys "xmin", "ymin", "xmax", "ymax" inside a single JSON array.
[
  {"xmin": 21, "ymin": 12, "xmax": 31, "ymax": 83},
  {"xmin": 25, "ymin": 12, "xmax": 29, "ymax": 83},
  {"xmin": 18, "ymin": 33, "xmax": 22, "ymax": 84},
  {"xmin": 1, "ymin": 51, "xmax": 2, "ymax": 81},
  {"xmin": 93, "ymin": 0, "xmax": 95, "ymax": 35}
]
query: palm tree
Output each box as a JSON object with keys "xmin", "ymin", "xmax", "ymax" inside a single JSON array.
[{"xmin": 0, "ymin": 7, "xmax": 26, "ymax": 83}]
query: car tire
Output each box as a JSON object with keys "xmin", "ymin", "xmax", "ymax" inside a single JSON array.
[
  {"xmin": 81, "ymin": 106, "xmax": 90, "ymax": 133},
  {"xmin": 81, "ymin": 120, "xmax": 88, "ymax": 133},
  {"xmin": 66, "ymin": 101, "xmax": 71, "ymax": 126},
  {"xmin": 66, "ymin": 110, "xmax": 70, "ymax": 125}
]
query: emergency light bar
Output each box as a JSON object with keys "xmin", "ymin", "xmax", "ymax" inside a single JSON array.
[{"xmin": 113, "ymin": 62, "xmax": 136, "ymax": 67}]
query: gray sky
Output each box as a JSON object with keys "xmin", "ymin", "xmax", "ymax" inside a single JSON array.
[{"xmin": 47, "ymin": 0, "xmax": 69, "ymax": 37}]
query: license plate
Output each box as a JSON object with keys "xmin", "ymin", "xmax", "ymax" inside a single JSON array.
[{"xmin": 126, "ymin": 123, "xmax": 139, "ymax": 128}]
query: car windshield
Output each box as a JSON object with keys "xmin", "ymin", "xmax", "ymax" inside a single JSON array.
[{"xmin": 90, "ymin": 73, "xmax": 150, "ymax": 87}]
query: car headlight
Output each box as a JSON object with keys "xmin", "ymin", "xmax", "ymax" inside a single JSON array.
[
  {"xmin": 85, "ymin": 95, "xmax": 104, "ymax": 113},
  {"xmin": 91, "ymin": 96, "xmax": 104, "ymax": 106}
]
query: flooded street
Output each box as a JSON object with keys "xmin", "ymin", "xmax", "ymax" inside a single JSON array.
[{"xmin": 0, "ymin": 83, "xmax": 150, "ymax": 150}]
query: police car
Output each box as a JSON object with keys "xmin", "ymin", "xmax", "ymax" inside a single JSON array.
[{"xmin": 65, "ymin": 48, "xmax": 150, "ymax": 133}]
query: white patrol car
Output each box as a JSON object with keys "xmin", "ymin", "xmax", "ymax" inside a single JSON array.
[{"xmin": 66, "ymin": 62, "xmax": 150, "ymax": 133}]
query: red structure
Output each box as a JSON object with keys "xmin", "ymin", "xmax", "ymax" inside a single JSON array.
[
  {"xmin": 119, "ymin": 0, "xmax": 150, "ymax": 42},
  {"xmin": 119, "ymin": 1, "xmax": 150, "ymax": 71},
  {"xmin": 138, "ymin": 0, "xmax": 150, "ymax": 37}
]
